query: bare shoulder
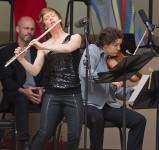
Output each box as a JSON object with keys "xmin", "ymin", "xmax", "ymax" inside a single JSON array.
[
  {"xmin": 72, "ymin": 33, "xmax": 81, "ymax": 38},
  {"xmin": 70, "ymin": 33, "xmax": 82, "ymax": 41}
]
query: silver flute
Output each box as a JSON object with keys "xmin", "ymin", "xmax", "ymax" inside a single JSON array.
[{"xmin": 5, "ymin": 19, "xmax": 62, "ymax": 67}]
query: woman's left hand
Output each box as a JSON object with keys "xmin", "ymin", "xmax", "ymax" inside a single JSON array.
[{"xmin": 29, "ymin": 39, "xmax": 44, "ymax": 50}]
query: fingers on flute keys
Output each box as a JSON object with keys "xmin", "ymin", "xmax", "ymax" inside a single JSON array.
[{"xmin": 14, "ymin": 47, "xmax": 27, "ymax": 61}]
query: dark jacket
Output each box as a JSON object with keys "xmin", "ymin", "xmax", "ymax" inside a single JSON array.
[{"xmin": 0, "ymin": 42, "xmax": 48, "ymax": 111}]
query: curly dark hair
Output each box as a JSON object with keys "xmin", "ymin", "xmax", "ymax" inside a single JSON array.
[{"xmin": 96, "ymin": 27, "xmax": 123, "ymax": 48}]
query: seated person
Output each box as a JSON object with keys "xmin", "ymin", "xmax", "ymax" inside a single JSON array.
[
  {"xmin": 79, "ymin": 27, "xmax": 146, "ymax": 150},
  {"xmin": 0, "ymin": 16, "xmax": 47, "ymax": 150}
]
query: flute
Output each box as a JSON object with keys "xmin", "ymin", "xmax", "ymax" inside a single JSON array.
[{"xmin": 5, "ymin": 19, "xmax": 62, "ymax": 68}]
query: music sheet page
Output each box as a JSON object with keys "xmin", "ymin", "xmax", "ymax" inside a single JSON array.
[{"xmin": 128, "ymin": 75, "xmax": 150, "ymax": 102}]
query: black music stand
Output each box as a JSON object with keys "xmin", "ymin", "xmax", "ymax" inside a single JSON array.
[
  {"xmin": 130, "ymin": 70, "xmax": 159, "ymax": 150},
  {"xmin": 94, "ymin": 52, "xmax": 156, "ymax": 150}
]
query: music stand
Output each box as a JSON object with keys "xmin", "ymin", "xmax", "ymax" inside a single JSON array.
[
  {"xmin": 130, "ymin": 70, "xmax": 159, "ymax": 150},
  {"xmin": 94, "ymin": 52, "xmax": 156, "ymax": 150}
]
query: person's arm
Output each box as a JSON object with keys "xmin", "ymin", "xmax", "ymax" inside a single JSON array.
[
  {"xmin": 35, "ymin": 59, "xmax": 48, "ymax": 87},
  {"xmin": 29, "ymin": 34, "xmax": 82, "ymax": 53},
  {"xmin": 79, "ymin": 44, "xmax": 100, "ymax": 78},
  {"xmin": 115, "ymin": 85, "xmax": 135, "ymax": 100},
  {"xmin": 14, "ymin": 49, "xmax": 45, "ymax": 76}
]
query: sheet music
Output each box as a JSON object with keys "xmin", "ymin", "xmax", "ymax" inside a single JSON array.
[{"xmin": 128, "ymin": 75, "xmax": 150, "ymax": 102}]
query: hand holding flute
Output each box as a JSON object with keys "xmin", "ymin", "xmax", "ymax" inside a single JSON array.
[
  {"xmin": 14, "ymin": 39, "xmax": 44, "ymax": 61},
  {"xmin": 14, "ymin": 47, "xmax": 27, "ymax": 61},
  {"xmin": 5, "ymin": 19, "xmax": 62, "ymax": 67}
]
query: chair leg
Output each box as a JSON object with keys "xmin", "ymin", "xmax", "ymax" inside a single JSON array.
[
  {"xmin": 12, "ymin": 117, "xmax": 18, "ymax": 150},
  {"xmin": 0, "ymin": 113, "xmax": 17, "ymax": 150},
  {"xmin": 2, "ymin": 112, "xmax": 6, "ymax": 120},
  {"xmin": 118, "ymin": 127, "xmax": 123, "ymax": 150},
  {"xmin": 0, "ymin": 129, "xmax": 4, "ymax": 149},
  {"xmin": 0, "ymin": 113, "xmax": 7, "ymax": 149}
]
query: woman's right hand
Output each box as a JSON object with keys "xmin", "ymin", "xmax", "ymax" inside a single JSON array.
[
  {"xmin": 14, "ymin": 47, "xmax": 27, "ymax": 61},
  {"xmin": 112, "ymin": 81, "xmax": 123, "ymax": 90},
  {"xmin": 29, "ymin": 39, "xmax": 44, "ymax": 50}
]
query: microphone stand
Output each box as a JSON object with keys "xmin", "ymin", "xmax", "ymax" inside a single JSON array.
[
  {"xmin": 151, "ymin": 24, "xmax": 159, "ymax": 53},
  {"xmin": 140, "ymin": 24, "xmax": 159, "ymax": 53},
  {"xmin": 83, "ymin": 24, "xmax": 93, "ymax": 150}
]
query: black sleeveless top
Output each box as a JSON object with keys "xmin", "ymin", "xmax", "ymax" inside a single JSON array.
[{"xmin": 45, "ymin": 35, "xmax": 81, "ymax": 95}]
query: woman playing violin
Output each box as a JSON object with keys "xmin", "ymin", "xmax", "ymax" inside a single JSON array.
[{"xmin": 79, "ymin": 27, "xmax": 146, "ymax": 150}]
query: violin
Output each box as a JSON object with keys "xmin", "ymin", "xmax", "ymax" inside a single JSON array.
[{"xmin": 106, "ymin": 52, "xmax": 142, "ymax": 82}]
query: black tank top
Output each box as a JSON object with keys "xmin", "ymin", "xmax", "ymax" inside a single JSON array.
[{"xmin": 45, "ymin": 35, "xmax": 81, "ymax": 94}]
